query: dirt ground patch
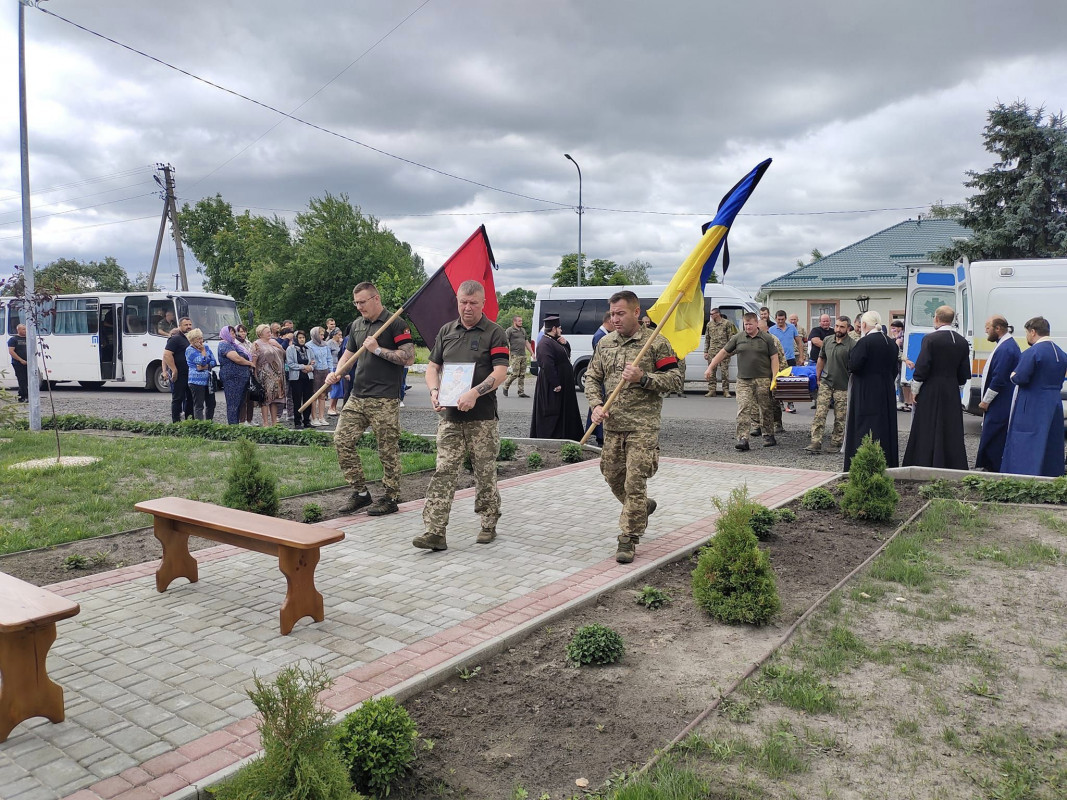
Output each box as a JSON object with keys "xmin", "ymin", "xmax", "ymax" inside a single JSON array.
[{"xmin": 385, "ymin": 482, "xmax": 927, "ymax": 800}]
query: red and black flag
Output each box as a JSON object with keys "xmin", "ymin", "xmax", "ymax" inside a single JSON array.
[{"xmin": 404, "ymin": 225, "xmax": 499, "ymax": 343}]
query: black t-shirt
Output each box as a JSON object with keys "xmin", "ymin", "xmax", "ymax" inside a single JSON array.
[
  {"xmin": 7, "ymin": 335, "xmax": 26, "ymax": 364},
  {"xmin": 807, "ymin": 326, "xmax": 833, "ymax": 363},
  {"xmin": 165, "ymin": 332, "xmax": 191, "ymax": 377},
  {"xmin": 346, "ymin": 311, "xmax": 413, "ymax": 399},
  {"xmin": 429, "ymin": 315, "xmax": 509, "ymax": 422}
]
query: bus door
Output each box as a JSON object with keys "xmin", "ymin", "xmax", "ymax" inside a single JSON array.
[
  {"xmin": 98, "ymin": 303, "xmax": 122, "ymax": 380},
  {"xmin": 903, "ymin": 263, "xmax": 962, "ymax": 391}
]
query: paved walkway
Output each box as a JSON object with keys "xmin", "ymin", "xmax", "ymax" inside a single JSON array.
[{"xmin": 1, "ymin": 458, "xmax": 831, "ymax": 800}]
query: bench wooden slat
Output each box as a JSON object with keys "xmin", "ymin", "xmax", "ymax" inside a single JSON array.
[
  {"xmin": 135, "ymin": 497, "xmax": 344, "ymax": 548},
  {"xmin": 0, "ymin": 573, "xmax": 80, "ymax": 633}
]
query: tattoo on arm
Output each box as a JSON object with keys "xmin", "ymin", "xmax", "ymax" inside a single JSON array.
[{"xmin": 475, "ymin": 376, "xmax": 497, "ymax": 395}]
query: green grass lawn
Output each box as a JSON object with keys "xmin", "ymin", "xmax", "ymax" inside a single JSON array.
[{"xmin": 0, "ymin": 431, "xmax": 435, "ymax": 555}]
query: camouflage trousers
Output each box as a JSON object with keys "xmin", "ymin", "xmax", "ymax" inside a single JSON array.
[
  {"xmin": 335, "ymin": 396, "xmax": 401, "ymax": 501},
  {"xmin": 502, "ymin": 354, "xmax": 528, "ymax": 392},
  {"xmin": 601, "ymin": 429, "xmax": 660, "ymax": 544},
  {"xmin": 706, "ymin": 357, "xmax": 731, "ymax": 394},
  {"xmin": 423, "ymin": 418, "xmax": 500, "ymax": 537},
  {"xmin": 736, "ymin": 378, "xmax": 774, "ymax": 439},
  {"xmin": 810, "ymin": 383, "xmax": 847, "ymax": 446}
]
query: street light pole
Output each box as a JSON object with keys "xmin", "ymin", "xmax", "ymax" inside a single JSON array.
[
  {"xmin": 19, "ymin": 0, "xmax": 41, "ymax": 431},
  {"xmin": 564, "ymin": 154, "xmax": 582, "ymax": 287}
]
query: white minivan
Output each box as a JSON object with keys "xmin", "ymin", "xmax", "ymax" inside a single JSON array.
[{"xmin": 532, "ymin": 283, "xmax": 760, "ymax": 389}]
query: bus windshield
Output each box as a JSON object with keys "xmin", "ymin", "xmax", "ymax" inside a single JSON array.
[{"xmin": 179, "ymin": 297, "xmax": 241, "ymax": 339}]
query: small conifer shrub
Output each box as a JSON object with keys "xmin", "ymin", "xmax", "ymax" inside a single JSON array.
[
  {"xmin": 776, "ymin": 508, "xmax": 798, "ymax": 523},
  {"xmin": 221, "ymin": 437, "xmax": 280, "ymax": 516},
  {"xmin": 748, "ymin": 504, "xmax": 778, "ymax": 540},
  {"xmin": 839, "ymin": 434, "xmax": 900, "ymax": 522},
  {"xmin": 692, "ymin": 486, "xmax": 781, "ymax": 625},
  {"xmin": 527, "ymin": 452, "xmax": 544, "ymax": 470},
  {"xmin": 302, "ymin": 503, "xmax": 325, "ymax": 524},
  {"xmin": 801, "ymin": 486, "xmax": 837, "ymax": 510},
  {"xmin": 334, "ymin": 696, "xmax": 418, "ymax": 797},
  {"xmin": 498, "ymin": 438, "xmax": 517, "ymax": 460},
  {"xmin": 566, "ymin": 623, "xmax": 625, "ymax": 666},
  {"xmin": 560, "ymin": 443, "xmax": 583, "ymax": 463}
]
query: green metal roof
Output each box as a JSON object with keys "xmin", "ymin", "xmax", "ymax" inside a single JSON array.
[{"xmin": 761, "ymin": 219, "xmax": 972, "ymax": 290}]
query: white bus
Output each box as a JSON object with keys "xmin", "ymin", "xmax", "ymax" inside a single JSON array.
[
  {"xmin": 532, "ymin": 283, "xmax": 760, "ymax": 388},
  {"xmin": 1, "ymin": 291, "xmax": 241, "ymax": 392}
]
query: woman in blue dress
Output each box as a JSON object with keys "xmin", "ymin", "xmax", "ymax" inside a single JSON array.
[
  {"xmin": 218, "ymin": 325, "xmax": 254, "ymax": 425},
  {"xmin": 1001, "ymin": 316, "xmax": 1067, "ymax": 477},
  {"xmin": 185, "ymin": 328, "xmax": 218, "ymax": 421}
]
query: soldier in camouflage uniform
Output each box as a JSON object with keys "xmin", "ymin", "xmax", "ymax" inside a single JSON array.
[
  {"xmin": 501, "ymin": 316, "xmax": 533, "ymax": 397},
  {"xmin": 706, "ymin": 312, "xmax": 779, "ymax": 449},
  {"xmin": 750, "ymin": 320, "xmax": 787, "ymax": 435},
  {"xmin": 328, "ymin": 282, "xmax": 415, "ymax": 516},
  {"xmin": 586, "ymin": 291, "xmax": 682, "ymax": 564},
  {"xmin": 703, "ymin": 307, "xmax": 737, "ymax": 397},
  {"xmin": 414, "ymin": 280, "xmax": 510, "ymax": 552},
  {"xmin": 806, "ymin": 315, "xmax": 854, "ymax": 452}
]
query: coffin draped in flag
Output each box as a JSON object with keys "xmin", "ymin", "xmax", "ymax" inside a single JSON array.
[
  {"xmin": 404, "ymin": 225, "xmax": 499, "ymax": 342},
  {"xmin": 647, "ymin": 158, "xmax": 771, "ymax": 359}
]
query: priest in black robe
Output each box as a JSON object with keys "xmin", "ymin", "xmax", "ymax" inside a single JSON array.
[
  {"xmin": 530, "ymin": 317, "xmax": 584, "ymax": 440},
  {"xmin": 843, "ymin": 311, "xmax": 900, "ymax": 470},
  {"xmin": 903, "ymin": 306, "xmax": 972, "ymax": 469}
]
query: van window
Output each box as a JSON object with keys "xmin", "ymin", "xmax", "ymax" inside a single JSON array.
[
  {"xmin": 44, "ymin": 298, "xmax": 99, "ymax": 335},
  {"xmin": 718, "ymin": 305, "xmax": 747, "ymax": 332},
  {"xmin": 959, "ymin": 287, "xmax": 968, "ymax": 334},
  {"xmin": 574, "ymin": 299, "xmax": 609, "ymax": 335},
  {"xmin": 909, "ymin": 290, "xmax": 954, "ymax": 328},
  {"xmin": 125, "ymin": 296, "xmax": 149, "ymax": 334}
]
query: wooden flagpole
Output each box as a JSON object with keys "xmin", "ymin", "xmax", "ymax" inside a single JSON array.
[
  {"xmin": 297, "ymin": 305, "xmax": 408, "ymax": 414},
  {"xmin": 578, "ymin": 290, "xmax": 687, "ymax": 445}
]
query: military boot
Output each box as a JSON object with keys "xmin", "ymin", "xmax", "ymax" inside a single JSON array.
[
  {"xmin": 735, "ymin": 438, "xmax": 750, "ymax": 451},
  {"xmin": 615, "ymin": 537, "xmax": 637, "ymax": 564},
  {"xmin": 476, "ymin": 528, "xmax": 496, "ymax": 544},
  {"xmin": 646, "ymin": 498, "xmax": 657, "ymax": 517},
  {"xmin": 804, "ymin": 441, "xmax": 822, "ymax": 453},
  {"xmin": 342, "ymin": 490, "xmax": 372, "ymax": 513},
  {"xmin": 367, "ymin": 497, "xmax": 399, "ymax": 516},
  {"xmin": 412, "ymin": 533, "xmax": 448, "ymax": 551},
  {"xmin": 763, "ymin": 434, "xmax": 778, "ymax": 447}
]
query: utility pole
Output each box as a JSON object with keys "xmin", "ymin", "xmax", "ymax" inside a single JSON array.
[
  {"xmin": 19, "ymin": 0, "xmax": 40, "ymax": 431},
  {"xmin": 148, "ymin": 163, "xmax": 189, "ymax": 291}
]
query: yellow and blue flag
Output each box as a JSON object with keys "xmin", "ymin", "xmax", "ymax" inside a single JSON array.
[{"xmin": 647, "ymin": 158, "xmax": 771, "ymax": 358}]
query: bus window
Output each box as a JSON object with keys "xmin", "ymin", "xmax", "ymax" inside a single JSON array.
[
  {"xmin": 50, "ymin": 298, "xmax": 99, "ymax": 335},
  {"xmin": 125, "ymin": 296, "xmax": 149, "ymax": 334},
  {"xmin": 149, "ymin": 300, "xmax": 177, "ymax": 336},
  {"xmin": 182, "ymin": 297, "xmax": 240, "ymax": 339},
  {"xmin": 6, "ymin": 302, "xmax": 25, "ymax": 335}
]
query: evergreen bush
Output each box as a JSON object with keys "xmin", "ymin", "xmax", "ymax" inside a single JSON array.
[
  {"xmin": 221, "ymin": 437, "xmax": 280, "ymax": 516},
  {"xmin": 560, "ymin": 442, "xmax": 583, "ymax": 463},
  {"xmin": 334, "ymin": 696, "xmax": 418, "ymax": 797},
  {"xmin": 566, "ymin": 623, "xmax": 625, "ymax": 666},
  {"xmin": 692, "ymin": 486, "xmax": 781, "ymax": 625},
  {"xmin": 302, "ymin": 503, "xmax": 325, "ymax": 524},
  {"xmin": 800, "ymin": 486, "xmax": 837, "ymax": 510},
  {"xmin": 209, "ymin": 663, "xmax": 361, "ymax": 800},
  {"xmin": 839, "ymin": 434, "xmax": 900, "ymax": 522},
  {"xmin": 498, "ymin": 438, "xmax": 517, "ymax": 460},
  {"xmin": 776, "ymin": 508, "xmax": 798, "ymax": 523},
  {"xmin": 748, "ymin": 504, "xmax": 778, "ymax": 540},
  {"xmin": 527, "ymin": 452, "xmax": 544, "ymax": 470}
]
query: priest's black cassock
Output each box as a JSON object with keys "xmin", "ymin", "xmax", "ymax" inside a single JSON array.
[
  {"xmin": 843, "ymin": 329, "xmax": 900, "ymax": 471},
  {"xmin": 902, "ymin": 327, "xmax": 971, "ymax": 469},
  {"xmin": 530, "ymin": 334, "xmax": 584, "ymax": 440}
]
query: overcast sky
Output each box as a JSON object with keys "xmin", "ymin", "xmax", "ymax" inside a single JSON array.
[{"xmin": 2, "ymin": 0, "xmax": 1065, "ymax": 300}]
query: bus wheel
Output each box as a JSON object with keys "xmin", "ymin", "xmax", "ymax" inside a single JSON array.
[
  {"xmin": 148, "ymin": 364, "xmax": 169, "ymax": 393},
  {"xmin": 78, "ymin": 381, "xmax": 106, "ymax": 389},
  {"xmin": 574, "ymin": 363, "xmax": 587, "ymax": 391}
]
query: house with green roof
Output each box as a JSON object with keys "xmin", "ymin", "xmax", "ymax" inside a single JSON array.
[{"xmin": 758, "ymin": 218, "xmax": 972, "ymax": 331}]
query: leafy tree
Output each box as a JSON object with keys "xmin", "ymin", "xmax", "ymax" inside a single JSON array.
[
  {"xmin": 588, "ymin": 258, "xmax": 622, "ymax": 285},
  {"xmin": 496, "ymin": 306, "xmax": 532, "ymax": 332},
  {"xmin": 497, "ymin": 287, "xmax": 536, "ymax": 309},
  {"xmin": 551, "ymin": 252, "xmax": 584, "ymax": 287},
  {"xmin": 795, "ymin": 248, "xmax": 824, "ymax": 269},
  {"xmin": 933, "ymin": 101, "xmax": 1067, "ymax": 264},
  {"xmin": 619, "ymin": 258, "xmax": 652, "ymax": 284},
  {"xmin": 4, "ymin": 257, "xmax": 134, "ymax": 295},
  {"xmin": 926, "ymin": 201, "xmax": 966, "ymax": 221}
]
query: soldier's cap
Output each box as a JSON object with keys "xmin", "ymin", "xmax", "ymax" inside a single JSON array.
[{"xmin": 543, "ymin": 315, "xmax": 561, "ymax": 330}]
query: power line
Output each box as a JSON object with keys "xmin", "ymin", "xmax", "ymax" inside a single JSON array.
[
  {"xmin": 0, "ymin": 165, "xmax": 155, "ymax": 203},
  {"xmin": 0, "ymin": 213, "xmax": 158, "ymax": 242},
  {"xmin": 190, "ymin": 0, "xmax": 435, "ymax": 190},
  {"xmin": 0, "ymin": 191, "xmax": 158, "ymax": 228},
  {"xmin": 37, "ymin": 6, "xmax": 570, "ymax": 209},
  {"xmin": 0, "ymin": 180, "xmax": 157, "ymax": 223}
]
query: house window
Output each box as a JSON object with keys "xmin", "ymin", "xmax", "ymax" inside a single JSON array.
[{"xmin": 806, "ymin": 300, "xmax": 838, "ymax": 330}]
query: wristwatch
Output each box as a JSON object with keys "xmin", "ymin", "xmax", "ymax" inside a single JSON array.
[
  {"xmin": 639, "ymin": 375, "xmax": 650, "ymax": 388},
  {"xmin": 374, "ymin": 347, "xmax": 383, "ymax": 356}
]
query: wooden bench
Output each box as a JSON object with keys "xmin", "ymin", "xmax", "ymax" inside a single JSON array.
[
  {"xmin": 135, "ymin": 497, "xmax": 345, "ymax": 635},
  {"xmin": 0, "ymin": 572, "xmax": 80, "ymax": 742}
]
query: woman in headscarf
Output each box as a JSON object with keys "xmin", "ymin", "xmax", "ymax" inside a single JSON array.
[
  {"xmin": 251, "ymin": 323, "xmax": 286, "ymax": 426},
  {"xmin": 234, "ymin": 324, "xmax": 257, "ymax": 424},
  {"xmin": 218, "ymin": 325, "xmax": 254, "ymax": 425},
  {"xmin": 306, "ymin": 326, "xmax": 335, "ymax": 427}
]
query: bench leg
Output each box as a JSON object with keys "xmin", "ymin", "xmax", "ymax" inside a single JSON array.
[
  {"xmin": 0, "ymin": 624, "xmax": 65, "ymax": 742},
  {"xmin": 278, "ymin": 547, "xmax": 324, "ymax": 635},
  {"xmin": 154, "ymin": 517, "xmax": 199, "ymax": 593}
]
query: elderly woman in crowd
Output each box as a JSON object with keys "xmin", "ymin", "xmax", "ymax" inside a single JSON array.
[
  {"xmin": 218, "ymin": 325, "xmax": 254, "ymax": 425},
  {"xmin": 251, "ymin": 323, "xmax": 286, "ymax": 426},
  {"xmin": 234, "ymin": 325, "xmax": 257, "ymax": 424},
  {"xmin": 306, "ymin": 326, "xmax": 335, "ymax": 426},
  {"xmin": 184, "ymin": 328, "xmax": 218, "ymax": 421}
]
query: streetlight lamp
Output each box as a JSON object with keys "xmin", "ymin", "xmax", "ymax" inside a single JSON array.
[
  {"xmin": 856, "ymin": 295, "xmax": 871, "ymax": 313},
  {"xmin": 564, "ymin": 153, "xmax": 582, "ymax": 287}
]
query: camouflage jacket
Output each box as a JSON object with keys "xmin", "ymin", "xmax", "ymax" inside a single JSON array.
[
  {"xmin": 584, "ymin": 325, "xmax": 682, "ymax": 432},
  {"xmin": 704, "ymin": 317, "xmax": 738, "ymax": 357}
]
